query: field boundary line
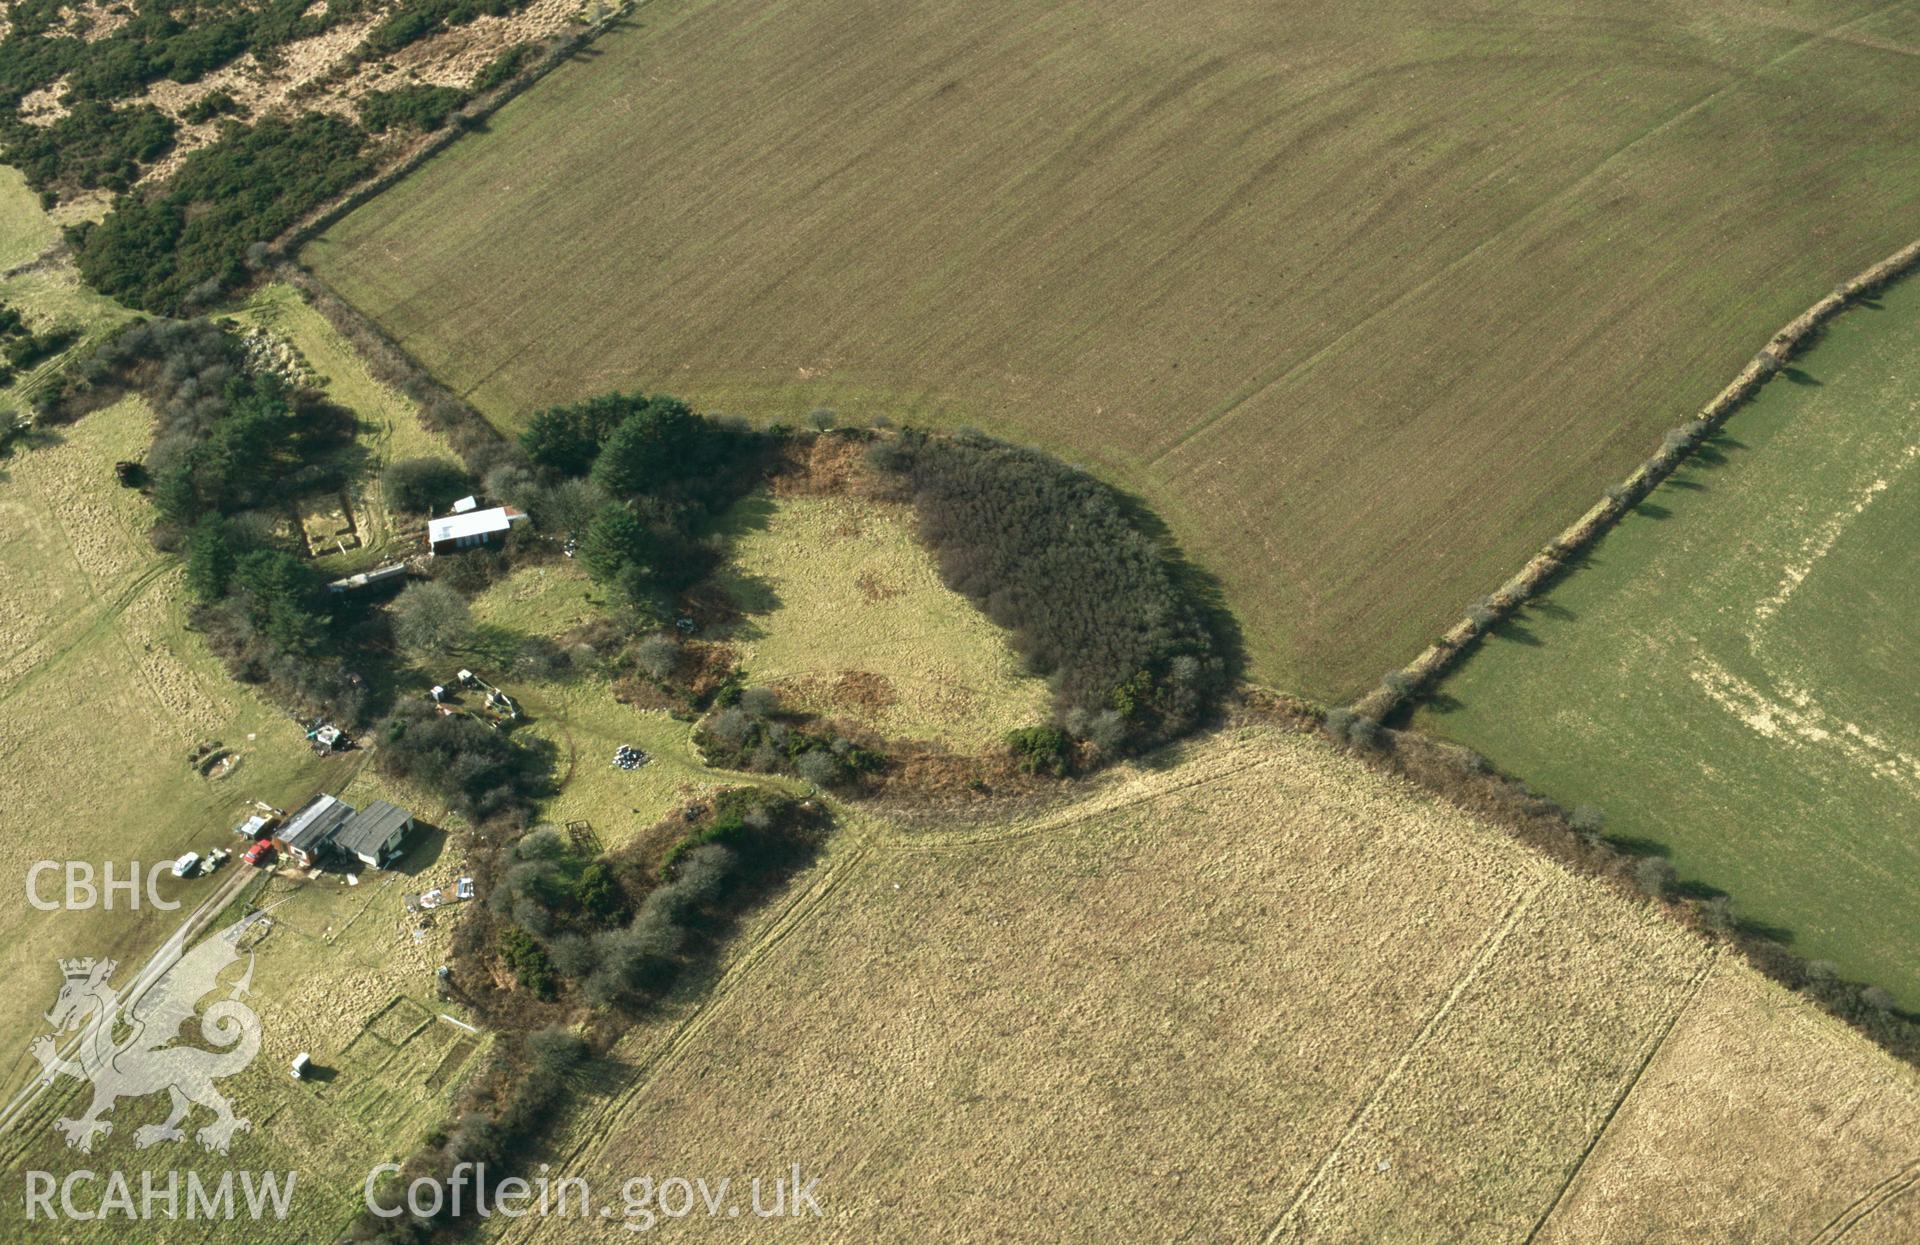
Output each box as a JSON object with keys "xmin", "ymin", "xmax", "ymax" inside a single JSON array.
[
  {"xmin": 270, "ymin": 0, "xmax": 658, "ymax": 263},
  {"xmin": 1358, "ymin": 227, "xmax": 1920, "ymax": 723},
  {"xmin": 1262, "ymin": 876, "xmax": 1549, "ymax": 1244},
  {"xmin": 525, "ymin": 830, "xmax": 884, "ymax": 1189},
  {"xmin": 883, "ymin": 745, "xmax": 1282, "ymax": 853},
  {"xmin": 1521, "ymin": 948, "xmax": 1722, "ymax": 1245}
]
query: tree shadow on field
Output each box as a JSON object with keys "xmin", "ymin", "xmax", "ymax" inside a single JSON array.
[
  {"xmin": 1529, "ymin": 597, "xmax": 1577, "ymax": 622},
  {"xmin": 1688, "ymin": 433, "xmax": 1747, "ymax": 471},
  {"xmin": 1735, "ymin": 916, "xmax": 1796, "ymax": 945},
  {"xmin": 1488, "ymin": 616, "xmax": 1544, "ymax": 648},
  {"xmin": 1783, "ymin": 367, "xmax": 1821, "ymax": 386},
  {"xmin": 1630, "ymin": 501, "xmax": 1673, "ymax": 521},
  {"xmin": 1664, "ymin": 476, "xmax": 1708, "ymax": 492},
  {"xmin": 1102, "ymin": 481, "xmax": 1249, "ymax": 694}
]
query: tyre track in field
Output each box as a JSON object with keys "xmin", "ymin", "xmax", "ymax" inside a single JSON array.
[
  {"xmin": 0, "ymin": 558, "xmax": 173, "ymax": 709},
  {"xmin": 1263, "ymin": 877, "xmax": 1550, "ymax": 1244},
  {"xmin": 1521, "ymin": 949, "xmax": 1723, "ymax": 1244},
  {"xmin": 503, "ymin": 740, "xmax": 1281, "ymax": 1236},
  {"xmin": 1805, "ymin": 1157, "xmax": 1920, "ymax": 1245},
  {"xmin": 884, "ymin": 740, "xmax": 1283, "ymax": 853}
]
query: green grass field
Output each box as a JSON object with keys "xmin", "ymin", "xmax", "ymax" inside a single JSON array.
[
  {"xmin": 0, "ymin": 169, "xmax": 134, "ymax": 420},
  {"xmin": 715, "ymin": 490, "xmax": 1049, "ymax": 749},
  {"xmin": 1419, "ymin": 277, "xmax": 1920, "ymax": 1007},
  {"xmin": 305, "ymin": 0, "xmax": 1920, "ymax": 699}
]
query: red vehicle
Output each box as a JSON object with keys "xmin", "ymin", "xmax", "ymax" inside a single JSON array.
[{"xmin": 243, "ymin": 840, "xmax": 275, "ymax": 867}]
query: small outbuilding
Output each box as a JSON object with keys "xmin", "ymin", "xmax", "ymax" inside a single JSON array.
[
  {"xmin": 427, "ymin": 506, "xmax": 526, "ymax": 556},
  {"xmin": 333, "ymin": 800, "xmax": 415, "ymax": 870}
]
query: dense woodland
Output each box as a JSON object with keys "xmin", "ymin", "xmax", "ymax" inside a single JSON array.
[{"xmin": 519, "ymin": 389, "xmax": 770, "ymax": 605}]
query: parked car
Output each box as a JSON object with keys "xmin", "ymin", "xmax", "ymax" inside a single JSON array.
[
  {"xmin": 243, "ymin": 840, "xmax": 275, "ymax": 867},
  {"xmin": 171, "ymin": 852, "xmax": 200, "ymax": 878}
]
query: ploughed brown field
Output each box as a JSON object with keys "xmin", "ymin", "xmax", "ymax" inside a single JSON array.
[{"xmin": 308, "ymin": 0, "xmax": 1920, "ymax": 698}]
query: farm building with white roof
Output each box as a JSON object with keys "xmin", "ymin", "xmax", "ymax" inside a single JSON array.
[{"xmin": 427, "ymin": 505, "xmax": 527, "ymax": 555}]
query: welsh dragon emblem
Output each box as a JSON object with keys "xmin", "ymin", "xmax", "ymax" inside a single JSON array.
[{"xmin": 27, "ymin": 911, "xmax": 267, "ymax": 1155}]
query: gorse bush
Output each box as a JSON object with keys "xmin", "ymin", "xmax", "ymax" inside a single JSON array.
[
  {"xmin": 1006, "ymin": 725, "xmax": 1070, "ymax": 776},
  {"xmin": 75, "ymin": 112, "xmax": 373, "ymax": 313},
  {"xmin": 382, "ymin": 456, "xmax": 471, "ymax": 513},
  {"xmin": 364, "ymin": 0, "xmax": 532, "ymax": 56},
  {"xmin": 873, "ymin": 430, "xmax": 1226, "ymax": 752},
  {"xmin": 357, "ymin": 84, "xmax": 469, "ymax": 134},
  {"xmin": 0, "ymin": 0, "xmax": 360, "ymax": 198},
  {"xmin": 4, "ymin": 100, "xmax": 176, "ymax": 193},
  {"xmin": 471, "ymin": 42, "xmax": 536, "ymax": 94}
]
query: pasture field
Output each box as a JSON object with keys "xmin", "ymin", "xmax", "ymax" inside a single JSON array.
[
  {"xmin": 497, "ymin": 725, "xmax": 1920, "ymax": 1243},
  {"xmin": 0, "ymin": 169, "xmax": 133, "ymax": 419},
  {"xmin": 1418, "ymin": 277, "xmax": 1920, "ymax": 1007},
  {"xmin": 716, "ymin": 490, "xmax": 1050, "ymax": 749},
  {"xmin": 306, "ymin": 0, "xmax": 1920, "ymax": 698},
  {"xmin": 0, "ymin": 395, "xmax": 485, "ymax": 1240},
  {"xmin": 468, "ymin": 560, "xmax": 804, "ymax": 852}
]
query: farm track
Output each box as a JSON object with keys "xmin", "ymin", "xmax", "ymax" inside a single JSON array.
[
  {"xmin": 1263, "ymin": 877, "xmax": 1551, "ymax": 1242},
  {"xmin": 1806, "ymin": 1157, "xmax": 1920, "ymax": 1245},
  {"xmin": 0, "ymin": 861, "xmax": 262, "ymax": 1160},
  {"xmin": 1521, "ymin": 952, "xmax": 1723, "ymax": 1244}
]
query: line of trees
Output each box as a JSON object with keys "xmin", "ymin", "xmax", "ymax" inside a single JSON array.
[
  {"xmin": 71, "ymin": 317, "xmax": 388, "ymax": 722},
  {"xmin": 871, "ymin": 429, "xmax": 1229, "ymax": 755},
  {"xmin": 350, "ymin": 789, "xmax": 829, "ymax": 1243}
]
